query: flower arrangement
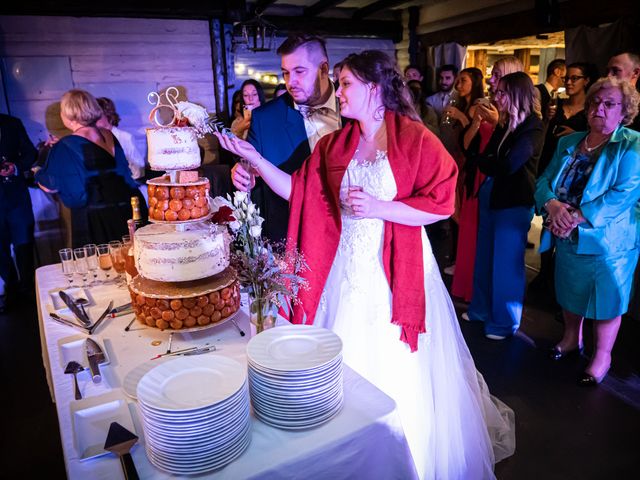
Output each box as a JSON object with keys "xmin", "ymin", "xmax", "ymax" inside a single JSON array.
[{"xmin": 211, "ymin": 193, "xmax": 308, "ymax": 332}]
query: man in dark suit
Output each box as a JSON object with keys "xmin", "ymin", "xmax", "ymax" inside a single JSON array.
[
  {"xmin": 606, "ymin": 51, "xmax": 640, "ymax": 131},
  {"xmin": 231, "ymin": 33, "xmax": 341, "ymax": 242},
  {"xmin": 0, "ymin": 114, "xmax": 37, "ymax": 312},
  {"xmin": 535, "ymin": 59, "xmax": 566, "ymax": 121}
]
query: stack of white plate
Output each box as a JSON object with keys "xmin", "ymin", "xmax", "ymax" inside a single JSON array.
[
  {"xmin": 247, "ymin": 324, "xmax": 344, "ymax": 430},
  {"xmin": 136, "ymin": 355, "xmax": 251, "ymax": 475}
]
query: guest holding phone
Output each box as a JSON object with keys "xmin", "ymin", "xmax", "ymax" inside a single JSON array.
[{"xmin": 231, "ymin": 79, "xmax": 266, "ymax": 139}]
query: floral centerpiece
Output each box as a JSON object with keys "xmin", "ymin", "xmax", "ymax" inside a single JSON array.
[{"xmin": 212, "ymin": 192, "xmax": 308, "ymax": 333}]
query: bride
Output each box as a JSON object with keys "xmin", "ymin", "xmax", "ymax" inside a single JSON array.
[{"xmin": 216, "ymin": 50, "xmax": 515, "ymax": 479}]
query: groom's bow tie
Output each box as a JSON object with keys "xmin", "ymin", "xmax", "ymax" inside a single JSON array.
[{"xmin": 298, "ymin": 105, "xmax": 330, "ymax": 119}]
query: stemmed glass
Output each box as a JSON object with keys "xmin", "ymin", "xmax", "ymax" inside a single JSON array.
[
  {"xmin": 59, "ymin": 248, "xmax": 75, "ymax": 289},
  {"xmin": 341, "ymin": 169, "xmax": 364, "ymax": 219},
  {"xmin": 109, "ymin": 241, "xmax": 126, "ymax": 287},
  {"xmin": 97, "ymin": 244, "xmax": 113, "ymax": 282},
  {"xmin": 84, "ymin": 244, "xmax": 99, "ymax": 286},
  {"xmin": 238, "ymin": 158, "xmax": 255, "ymax": 193},
  {"xmin": 73, "ymin": 247, "xmax": 89, "ymax": 287}
]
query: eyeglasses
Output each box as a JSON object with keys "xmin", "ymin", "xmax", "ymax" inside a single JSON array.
[
  {"xmin": 565, "ymin": 75, "xmax": 586, "ymax": 83},
  {"xmin": 589, "ymin": 98, "xmax": 622, "ymax": 110}
]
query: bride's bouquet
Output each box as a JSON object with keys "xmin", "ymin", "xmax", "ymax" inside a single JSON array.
[{"xmin": 212, "ymin": 193, "xmax": 308, "ymax": 332}]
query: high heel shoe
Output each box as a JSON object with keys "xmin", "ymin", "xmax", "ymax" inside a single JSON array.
[
  {"xmin": 577, "ymin": 368, "xmax": 609, "ymax": 387},
  {"xmin": 549, "ymin": 345, "xmax": 584, "ymax": 361}
]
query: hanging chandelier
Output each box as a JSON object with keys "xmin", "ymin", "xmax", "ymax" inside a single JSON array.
[{"xmin": 235, "ymin": 13, "xmax": 277, "ymax": 52}]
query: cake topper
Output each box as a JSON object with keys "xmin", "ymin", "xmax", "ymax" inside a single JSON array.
[{"xmin": 147, "ymin": 87, "xmax": 214, "ymax": 137}]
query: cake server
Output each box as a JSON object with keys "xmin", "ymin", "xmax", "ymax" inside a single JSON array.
[
  {"xmin": 85, "ymin": 338, "xmax": 107, "ymax": 383},
  {"xmin": 104, "ymin": 422, "xmax": 140, "ymax": 480}
]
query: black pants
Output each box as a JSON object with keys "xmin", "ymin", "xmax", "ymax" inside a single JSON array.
[{"xmin": 0, "ymin": 202, "xmax": 35, "ymax": 296}]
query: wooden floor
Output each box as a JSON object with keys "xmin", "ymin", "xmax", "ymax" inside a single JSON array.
[{"xmin": 1, "ymin": 221, "xmax": 639, "ymax": 479}]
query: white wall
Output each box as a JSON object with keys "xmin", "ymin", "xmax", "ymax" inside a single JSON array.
[{"xmin": 0, "ymin": 15, "xmax": 216, "ymax": 159}]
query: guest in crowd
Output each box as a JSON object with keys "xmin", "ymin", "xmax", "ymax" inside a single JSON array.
[
  {"xmin": 439, "ymin": 67, "xmax": 485, "ymax": 276},
  {"xmin": 607, "ymin": 51, "xmax": 640, "ymax": 131},
  {"xmin": 536, "ymin": 59, "xmax": 566, "ymax": 121},
  {"xmin": 217, "ymin": 49, "xmax": 514, "ymax": 480},
  {"xmin": 272, "ymin": 83, "xmax": 288, "ymax": 99},
  {"xmin": 407, "ymin": 79, "xmax": 439, "ymax": 135},
  {"xmin": 96, "ymin": 97, "xmax": 146, "ymax": 180},
  {"xmin": 230, "ymin": 79, "xmax": 266, "ymax": 140},
  {"xmin": 450, "ymin": 70, "xmax": 493, "ymax": 302},
  {"xmin": 530, "ymin": 63, "xmax": 598, "ymax": 298},
  {"xmin": 0, "ymin": 114, "xmax": 37, "ymax": 312},
  {"xmin": 535, "ymin": 77, "xmax": 640, "ymax": 385},
  {"xmin": 475, "ymin": 56, "xmax": 525, "ymax": 129},
  {"xmin": 426, "ymin": 64, "xmax": 458, "ymax": 120},
  {"xmin": 465, "ymin": 72, "xmax": 544, "ymax": 339},
  {"xmin": 403, "ymin": 64, "xmax": 423, "ymax": 83},
  {"xmin": 332, "ymin": 62, "xmax": 342, "ymax": 89},
  {"xmin": 231, "ymin": 33, "xmax": 341, "ymax": 242},
  {"xmin": 35, "ymin": 89, "xmax": 145, "ymax": 248}
]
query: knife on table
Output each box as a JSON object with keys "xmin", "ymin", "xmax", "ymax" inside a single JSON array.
[
  {"xmin": 59, "ymin": 291, "xmax": 91, "ymax": 326},
  {"xmin": 89, "ymin": 300, "xmax": 114, "ymax": 335},
  {"xmin": 85, "ymin": 338, "xmax": 107, "ymax": 383}
]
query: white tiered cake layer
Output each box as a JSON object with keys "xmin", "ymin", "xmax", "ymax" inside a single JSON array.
[
  {"xmin": 134, "ymin": 223, "xmax": 230, "ymax": 282},
  {"xmin": 146, "ymin": 126, "xmax": 200, "ymax": 171}
]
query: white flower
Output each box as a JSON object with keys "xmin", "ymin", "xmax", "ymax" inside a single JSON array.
[
  {"xmin": 229, "ymin": 220, "xmax": 241, "ymax": 231},
  {"xmin": 234, "ymin": 191, "xmax": 248, "ymax": 204},
  {"xmin": 250, "ymin": 225, "xmax": 262, "ymax": 238},
  {"xmin": 175, "ymin": 101, "xmax": 212, "ymax": 136},
  {"xmin": 247, "ymin": 203, "xmax": 255, "ymax": 216}
]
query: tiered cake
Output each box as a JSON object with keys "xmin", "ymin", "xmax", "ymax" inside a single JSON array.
[{"xmin": 128, "ymin": 89, "xmax": 240, "ymax": 330}]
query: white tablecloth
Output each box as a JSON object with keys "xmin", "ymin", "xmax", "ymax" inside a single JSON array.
[{"xmin": 36, "ymin": 264, "xmax": 418, "ymax": 479}]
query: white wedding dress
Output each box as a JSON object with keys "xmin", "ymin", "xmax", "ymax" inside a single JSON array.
[{"xmin": 314, "ymin": 152, "xmax": 515, "ymax": 480}]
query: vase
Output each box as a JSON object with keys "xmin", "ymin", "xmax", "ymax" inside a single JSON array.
[{"xmin": 249, "ymin": 297, "xmax": 277, "ymax": 335}]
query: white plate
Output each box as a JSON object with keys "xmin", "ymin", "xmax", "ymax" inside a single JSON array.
[
  {"xmin": 254, "ymin": 399, "xmax": 343, "ymax": 430},
  {"xmin": 49, "ymin": 287, "xmax": 92, "ymax": 311},
  {"xmin": 137, "ymin": 355, "xmax": 246, "ymax": 411},
  {"xmin": 58, "ymin": 335, "xmax": 110, "ymax": 370},
  {"xmin": 70, "ymin": 390, "xmax": 137, "ymax": 461},
  {"xmin": 247, "ymin": 325, "xmax": 342, "ymax": 372},
  {"xmin": 122, "ymin": 358, "xmax": 172, "ymax": 399}
]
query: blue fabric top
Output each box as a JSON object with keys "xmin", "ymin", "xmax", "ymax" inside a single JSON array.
[{"xmin": 35, "ymin": 134, "xmax": 138, "ymax": 209}]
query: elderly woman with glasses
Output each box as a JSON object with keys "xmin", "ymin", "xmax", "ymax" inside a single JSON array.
[{"xmin": 535, "ymin": 77, "xmax": 640, "ymax": 386}]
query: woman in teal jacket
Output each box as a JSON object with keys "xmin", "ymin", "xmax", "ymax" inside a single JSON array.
[{"xmin": 535, "ymin": 77, "xmax": 640, "ymax": 386}]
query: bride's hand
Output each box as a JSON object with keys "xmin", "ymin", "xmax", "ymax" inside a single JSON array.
[
  {"xmin": 347, "ymin": 190, "xmax": 381, "ymax": 218},
  {"xmin": 214, "ymin": 131, "xmax": 262, "ymax": 166}
]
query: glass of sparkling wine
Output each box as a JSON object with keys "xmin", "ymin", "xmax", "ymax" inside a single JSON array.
[
  {"xmin": 97, "ymin": 243, "xmax": 113, "ymax": 282},
  {"xmin": 84, "ymin": 244, "xmax": 99, "ymax": 286},
  {"xmin": 73, "ymin": 247, "xmax": 89, "ymax": 287},
  {"xmin": 59, "ymin": 248, "xmax": 75, "ymax": 289},
  {"xmin": 109, "ymin": 240, "xmax": 126, "ymax": 287}
]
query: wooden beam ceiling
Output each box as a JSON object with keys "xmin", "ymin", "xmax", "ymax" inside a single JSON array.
[
  {"xmin": 304, "ymin": 0, "xmax": 348, "ymax": 18},
  {"xmin": 352, "ymin": 0, "xmax": 408, "ymax": 21}
]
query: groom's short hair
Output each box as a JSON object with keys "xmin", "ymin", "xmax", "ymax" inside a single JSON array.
[{"xmin": 277, "ymin": 33, "xmax": 328, "ymax": 65}]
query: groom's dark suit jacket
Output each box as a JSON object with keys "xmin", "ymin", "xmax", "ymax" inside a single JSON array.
[{"xmin": 247, "ymin": 93, "xmax": 312, "ymax": 242}]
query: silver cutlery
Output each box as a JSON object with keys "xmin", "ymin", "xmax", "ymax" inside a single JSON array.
[
  {"xmin": 59, "ymin": 290, "xmax": 92, "ymax": 326},
  {"xmin": 88, "ymin": 300, "xmax": 114, "ymax": 335},
  {"xmin": 85, "ymin": 338, "xmax": 107, "ymax": 383},
  {"xmin": 64, "ymin": 361, "xmax": 84, "ymax": 400},
  {"xmin": 50, "ymin": 313, "xmax": 90, "ymax": 332},
  {"xmin": 231, "ymin": 319, "xmax": 246, "ymax": 337}
]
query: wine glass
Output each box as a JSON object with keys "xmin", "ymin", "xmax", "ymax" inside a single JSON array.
[
  {"xmin": 109, "ymin": 241, "xmax": 126, "ymax": 287},
  {"xmin": 441, "ymin": 91, "xmax": 460, "ymax": 126},
  {"xmin": 84, "ymin": 244, "xmax": 99, "ymax": 286},
  {"xmin": 238, "ymin": 158, "xmax": 255, "ymax": 193},
  {"xmin": 345, "ymin": 168, "xmax": 364, "ymax": 219},
  {"xmin": 73, "ymin": 247, "xmax": 89, "ymax": 287},
  {"xmin": 97, "ymin": 243, "xmax": 113, "ymax": 282},
  {"xmin": 59, "ymin": 248, "xmax": 75, "ymax": 289}
]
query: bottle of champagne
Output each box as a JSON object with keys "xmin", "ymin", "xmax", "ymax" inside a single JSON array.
[
  {"xmin": 130, "ymin": 196, "xmax": 146, "ymax": 229},
  {"xmin": 124, "ymin": 197, "xmax": 142, "ymax": 281}
]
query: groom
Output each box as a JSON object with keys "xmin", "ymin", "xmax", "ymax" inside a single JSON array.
[{"xmin": 231, "ymin": 33, "xmax": 341, "ymax": 242}]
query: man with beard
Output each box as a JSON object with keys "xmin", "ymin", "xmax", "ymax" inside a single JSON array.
[
  {"xmin": 426, "ymin": 64, "xmax": 458, "ymax": 121},
  {"xmin": 231, "ymin": 33, "xmax": 340, "ymax": 242}
]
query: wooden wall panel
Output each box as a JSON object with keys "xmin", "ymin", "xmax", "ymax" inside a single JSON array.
[{"xmin": 0, "ymin": 15, "xmax": 216, "ymax": 159}]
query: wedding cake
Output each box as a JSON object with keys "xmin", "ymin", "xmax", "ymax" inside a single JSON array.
[
  {"xmin": 128, "ymin": 87, "xmax": 239, "ymax": 331},
  {"xmin": 134, "ymin": 223, "xmax": 229, "ymax": 282},
  {"xmin": 146, "ymin": 126, "xmax": 200, "ymax": 171}
]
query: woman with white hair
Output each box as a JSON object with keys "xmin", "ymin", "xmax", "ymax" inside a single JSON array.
[
  {"xmin": 536, "ymin": 77, "xmax": 640, "ymax": 385},
  {"xmin": 464, "ymin": 72, "xmax": 544, "ymax": 340}
]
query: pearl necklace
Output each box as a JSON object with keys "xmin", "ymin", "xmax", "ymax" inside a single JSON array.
[{"xmin": 583, "ymin": 134, "xmax": 610, "ymax": 152}]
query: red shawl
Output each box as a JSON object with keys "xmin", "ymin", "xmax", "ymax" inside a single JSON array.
[{"xmin": 287, "ymin": 111, "xmax": 457, "ymax": 351}]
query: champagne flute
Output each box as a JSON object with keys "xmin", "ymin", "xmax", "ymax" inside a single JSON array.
[
  {"xmin": 109, "ymin": 241, "xmax": 126, "ymax": 287},
  {"xmin": 238, "ymin": 158, "xmax": 255, "ymax": 193},
  {"xmin": 347, "ymin": 168, "xmax": 364, "ymax": 219},
  {"xmin": 97, "ymin": 243, "xmax": 113, "ymax": 282},
  {"xmin": 441, "ymin": 91, "xmax": 460, "ymax": 126},
  {"xmin": 84, "ymin": 244, "xmax": 99, "ymax": 286},
  {"xmin": 59, "ymin": 248, "xmax": 75, "ymax": 289},
  {"xmin": 73, "ymin": 247, "xmax": 89, "ymax": 287}
]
